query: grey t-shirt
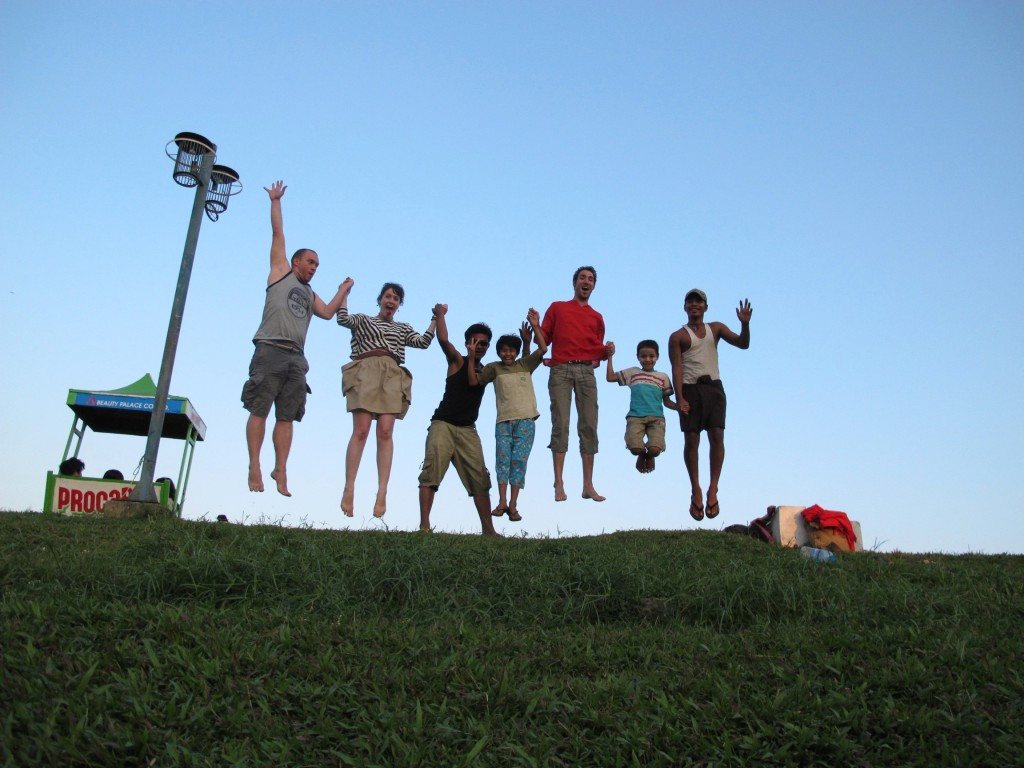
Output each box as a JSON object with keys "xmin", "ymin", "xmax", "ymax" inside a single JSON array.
[{"xmin": 252, "ymin": 272, "xmax": 316, "ymax": 353}]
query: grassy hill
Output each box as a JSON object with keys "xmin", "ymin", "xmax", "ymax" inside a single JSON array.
[{"xmin": 1, "ymin": 512, "xmax": 1021, "ymax": 767}]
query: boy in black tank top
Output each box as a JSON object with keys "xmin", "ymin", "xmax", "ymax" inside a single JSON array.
[{"xmin": 417, "ymin": 305, "xmax": 500, "ymax": 537}]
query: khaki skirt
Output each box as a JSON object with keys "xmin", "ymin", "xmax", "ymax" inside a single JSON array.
[{"xmin": 341, "ymin": 356, "xmax": 413, "ymax": 418}]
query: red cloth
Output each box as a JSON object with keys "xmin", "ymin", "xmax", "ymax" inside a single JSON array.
[
  {"xmin": 541, "ymin": 300, "xmax": 606, "ymax": 366},
  {"xmin": 801, "ymin": 504, "xmax": 858, "ymax": 551}
]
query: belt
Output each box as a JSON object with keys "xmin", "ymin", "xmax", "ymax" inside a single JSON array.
[{"xmin": 563, "ymin": 360, "xmax": 593, "ymax": 365}]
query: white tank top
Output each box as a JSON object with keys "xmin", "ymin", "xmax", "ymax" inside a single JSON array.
[{"xmin": 682, "ymin": 325, "xmax": 720, "ymax": 384}]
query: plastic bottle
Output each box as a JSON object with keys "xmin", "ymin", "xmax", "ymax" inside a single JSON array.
[{"xmin": 800, "ymin": 545, "xmax": 837, "ymax": 563}]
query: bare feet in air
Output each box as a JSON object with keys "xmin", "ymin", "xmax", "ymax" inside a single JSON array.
[
  {"xmin": 373, "ymin": 491, "xmax": 387, "ymax": 518},
  {"xmin": 270, "ymin": 468, "xmax": 290, "ymax": 497},
  {"xmin": 635, "ymin": 453, "xmax": 646, "ymax": 473},
  {"xmin": 644, "ymin": 453, "xmax": 656, "ymax": 473},
  {"xmin": 248, "ymin": 465, "xmax": 264, "ymax": 493},
  {"xmin": 554, "ymin": 482, "xmax": 568, "ymax": 502},
  {"xmin": 340, "ymin": 486, "xmax": 355, "ymax": 517},
  {"xmin": 582, "ymin": 486, "xmax": 606, "ymax": 502}
]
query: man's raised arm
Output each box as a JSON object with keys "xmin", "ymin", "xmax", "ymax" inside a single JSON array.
[
  {"xmin": 265, "ymin": 181, "xmax": 291, "ymax": 285},
  {"xmin": 715, "ymin": 299, "xmax": 753, "ymax": 349}
]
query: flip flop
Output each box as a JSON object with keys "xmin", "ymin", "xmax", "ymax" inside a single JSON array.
[
  {"xmin": 706, "ymin": 500, "xmax": 720, "ymax": 519},
  {"xmin": 689, "ymin": 499, "xmax": 704, "ymax": 521},
  {"xmin": 507, "ymin": 508, "xmax": 522, "ymax": 522}
]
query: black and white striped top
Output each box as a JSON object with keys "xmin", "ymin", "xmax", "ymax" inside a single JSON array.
[{"xmin": 336, "ymin": 309, "xmax": 434, "ymax": 364}]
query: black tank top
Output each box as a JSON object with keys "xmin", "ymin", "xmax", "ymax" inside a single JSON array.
[{"xmin": 431, "ymin": 361, "xmax": 485, "ymax": 427}]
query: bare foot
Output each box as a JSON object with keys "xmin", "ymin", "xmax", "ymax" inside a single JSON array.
[
  {"xmin": 507, "ymin": 506, "xmax": 522, "ymax": 522},
  {"xmin": 491, "ymin": 503, "xmax": 507, "ymax": 517},
  {"xmin": 635, "ymin": 453, "xmax": 646, "ymax": 473},
  {"xmin": 340, "ymin": 486, "xmax": 354, "ymax": 518},
  {"xmin": 418, "ymin": 525, "xmax": 432, "ymax": 533},
  {"xmin": 482, "ymin": 529, "xmax": 503, "ymax": 538},
  {"xmin": 554, "ymin": 483, "xmax": 567, "ymax": 502},
  {"xmin": 270, "ymin": 468, "xmax": 291, "ymax": 497},
  {"xmin": 582, "ymin": 487, "xmax": 606, "ymax": 502},
  {"xmin": 248, "ymin": 465, "xmax": 264, "ymax": 492},
  {"xmin": 373, "ymin": 492, "xmax": 387, "ymax": 518}
]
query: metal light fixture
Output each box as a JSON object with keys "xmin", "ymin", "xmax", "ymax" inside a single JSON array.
[
  {"xmin": 205, "ymin": 164, "xmax": 241, "ymax": 221},
  {"xmin": 129, "ymin": 133, "xmax": 242, "ymax": 506},
  {"xmin": 166, "ymin": 132, "xmax": 217, "ymax": 188}
]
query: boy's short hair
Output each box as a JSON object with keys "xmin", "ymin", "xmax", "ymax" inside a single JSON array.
[
  {"xmin": 464, "ymin": 323, "xmax": 493, "ymax": 343},
  {"xmin": 102, "ymin": 469, "xmax": 124, "ymax": 480},
  {"xmin": 58, "ymin": 457, "xmax": 85, "ymax": 476},
  {"xmin": 377, "ymin": 282, "xmax": 405, "ymax": 305},
  {"xmin": 573, "ymin": 265, "xmax": 597, "ymax": 283},
  {"xmin": 637, "ymin": 339, "xmax": 659, "ymax": 355},
  {"xmin": 496, "ymin": 334, "xmax": 522, "ymax": 353}
]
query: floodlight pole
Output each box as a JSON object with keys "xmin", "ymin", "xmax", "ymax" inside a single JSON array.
[{"xmin": 130, "ymin": 151, "xmax": 215, "ymax": 503}]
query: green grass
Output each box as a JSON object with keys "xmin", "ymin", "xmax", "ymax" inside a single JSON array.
[{"xmin": 1, "ymin": 512, "xmax": 1021, "ymax": 767}]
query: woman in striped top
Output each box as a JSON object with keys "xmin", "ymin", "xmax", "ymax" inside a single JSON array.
[{"xmin": 336, "ymin": 279, "xmax": 437, "ymax": 518}]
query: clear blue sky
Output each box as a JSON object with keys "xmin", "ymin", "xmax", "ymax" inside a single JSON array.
[{"xmin": 2, "ymin": 2, "xmax": 1021, "ymax": 552}]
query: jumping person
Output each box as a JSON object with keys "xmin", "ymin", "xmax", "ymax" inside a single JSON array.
[
  {"xmin": 336, "ymin": 279, "xmax": 436, "ymax": 518},
  {"xmin": 540, "ymin": 266, "xmax": 610, "ymax": 502},
  {"xmin": 605, "ymin": 339, "xmax": 677, "ymax": 473},
  {"xmin": 468, "ymin": 309, "xmax": 548, "ymax": 522},
  {"xmin": 668, "ymin": 289, "xmax": 752, "ymax": 521},
  {"xmin": 242, "ymin": 181, "xmax": 346, "ymax": 496},
  {"xmin": 417, "ymin": 305, "xmax": 499, "ymax": 537}
]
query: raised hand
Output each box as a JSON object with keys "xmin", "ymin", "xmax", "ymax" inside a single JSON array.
[
  {"xmin": 264, "ymin": 180, "xmax": 287, "ymax": 200},
  {"xmin": 736, "ymin": 299, "xmax": 753, "ymax": 323},
  {"xmin": 519, "ymin": 321, "xmax": 533, "ymax": 345},
  {"xmin": 432, "ymin": 303, "xmax": 448, "ymax": 318},
  {"xmin": 604, "ymin": 341, "xmax": 615, "ymax": 358},
  {"xmin": 340, "ymin": 277, "xmax": 354, "ymax": 295},
  {"xmin": 526, "ymin": 307, "xmax": 540, "ymax": 326}
]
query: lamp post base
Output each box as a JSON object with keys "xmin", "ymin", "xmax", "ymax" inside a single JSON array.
[{"xmin": 102, "ymin": 500, "xmax": 176, "ymax": 520}]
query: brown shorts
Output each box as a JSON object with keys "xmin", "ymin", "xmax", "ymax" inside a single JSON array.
[
  {"xmin": 241, "ymin": 343, "xmax": 309, "ymax": 422},
  {"xmin": 679, "ymin": 379, "xmax": 726, "ymax": 432},
  {"xmin": 341, "ymin": 356, "xmax": 413, "ymax": 419},
  {"xmin": 417, "ymin": 421, "xmax": 492, "ymax": 496},
  {"xmin": 625, "ymin": 416, "xmax": 666, "ymax": 452}
]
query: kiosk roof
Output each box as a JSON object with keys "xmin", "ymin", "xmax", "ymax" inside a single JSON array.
[{"xmin": 66, "ymin": 374, "xmax": 207, "ymax": 441}]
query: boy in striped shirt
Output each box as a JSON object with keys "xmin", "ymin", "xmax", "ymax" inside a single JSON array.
[{"xmin": 605, "ymin": 340, "xmax": 677, "ymax": 473}]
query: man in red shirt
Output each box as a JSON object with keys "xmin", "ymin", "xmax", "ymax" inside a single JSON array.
[{"xmin": 541, "ymin": 266, "xmax": 611, "ymax": 503}]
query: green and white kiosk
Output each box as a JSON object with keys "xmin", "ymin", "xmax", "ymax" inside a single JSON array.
[{"xmin": 44, "ymin": 374, "xmax": 207, "ymax": 516}]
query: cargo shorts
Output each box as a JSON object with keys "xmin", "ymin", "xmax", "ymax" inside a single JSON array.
[
  {"xmin": 417, "ymin": 420, "xmax": 492, "ymax": 496},
  {"xmin": 241, "ymin": 343, "xmax": 310, "ymax": 422}
]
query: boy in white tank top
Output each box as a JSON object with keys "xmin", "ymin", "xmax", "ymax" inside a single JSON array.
[{"xmin": 667, "ymin": 289, "xmax": 753, "ymax": 522}]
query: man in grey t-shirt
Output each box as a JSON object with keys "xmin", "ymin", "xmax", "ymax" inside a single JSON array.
[{"xmin": 242, "ymin": 181, "xmax": 345, "ymax": 496}]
